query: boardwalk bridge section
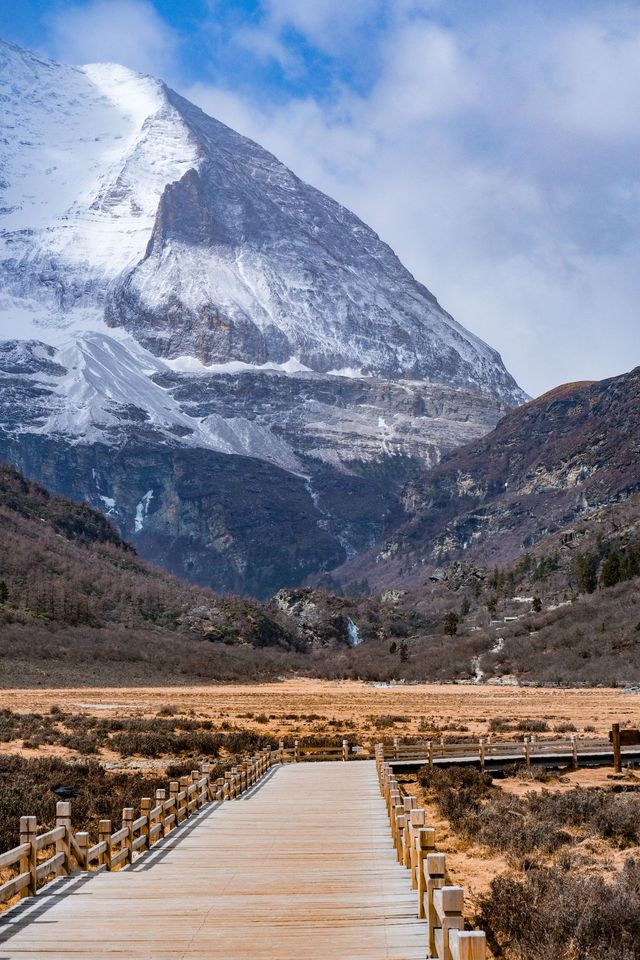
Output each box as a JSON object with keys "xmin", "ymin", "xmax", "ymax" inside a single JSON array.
[{"xmin": 0, "ymin": 735, "xmax": 625, "ymax": 959}]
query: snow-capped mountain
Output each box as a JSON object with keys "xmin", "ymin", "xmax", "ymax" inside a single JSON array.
[{"xmin": 0, "ymin": 39, "xmax": 527, "ymax": 597}]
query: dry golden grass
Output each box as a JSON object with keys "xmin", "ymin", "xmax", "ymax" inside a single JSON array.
[{"xmin": 0, "ymin": 679, "xmax": 637, "ymax": 746}]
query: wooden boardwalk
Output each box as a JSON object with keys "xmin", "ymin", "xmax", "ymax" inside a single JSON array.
[{"xmin": 0, "ymin": 762, "xmax": 427, "ymax": 959}]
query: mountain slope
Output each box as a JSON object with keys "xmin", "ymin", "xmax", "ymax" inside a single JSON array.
[
  {"xmin": 0, "ymin": 39, "xmax": 526, "ymax": 596},
  {"xmin": 337, "ymin": 367, "xmax": 640, "ymax": 590},
  {"xmin": 0, "ymin": 462, "xmax": 309, "ymax": 684},
  {"xmin": 3, "ymin": 460, "xmax": 639, "ymax": 688}
]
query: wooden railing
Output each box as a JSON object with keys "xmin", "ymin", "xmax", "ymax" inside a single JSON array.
[
  {"xmin": 383, "ymin": 735, "xmax": 622, "ymax": 770},
  {"xmin": 277, "ymin": 739, "xmax": 354, "ymax": 763},
  {"xmin": 375, "ymin": 744, "xmax": 487, "ymax": 960},
  {"xmin": 0, "ymin": 749, "xmax": 273, "ymax": 909}
]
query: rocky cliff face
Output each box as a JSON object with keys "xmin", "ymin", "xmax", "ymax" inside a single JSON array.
[
  {"xmin": 0, "ymin": 39, "xmax": 526, "ymax": 597},
  {"xmin": 338, "ymin": 368, "xmax": 640, "ymax": 591}
]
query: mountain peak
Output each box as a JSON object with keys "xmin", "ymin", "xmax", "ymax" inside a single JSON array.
[
  {"xmin": 0, "ymin": 37, "xmax": 525, "ymax": 404},
  {"xmin": 0, "ymin": 39, "xmax": 528, "ymax": 596}
]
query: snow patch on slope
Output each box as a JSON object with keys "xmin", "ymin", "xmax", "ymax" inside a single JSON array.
[
  {"xmin": 23, "ymin": 330, "xmax": 304, "ymax": 475},
  {"xmin": 0, "ymin": 40, "xmax": 199, "ymax": 332},
  {"xmin": 134, "ymin": 489, "xmax": 154, "ymax": 532}
]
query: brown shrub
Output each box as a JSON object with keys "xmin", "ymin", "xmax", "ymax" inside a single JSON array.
[{"xmin": 477, "ymin": 860, "xmax": 640, "ymax": 960}]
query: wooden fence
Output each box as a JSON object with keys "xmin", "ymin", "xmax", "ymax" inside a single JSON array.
[
  {"xmin": 383, "ymin": 734, "xmax": 619, "ymax": 770},
  {"xmin": 0, "ymin": 748, "xmax": 273, "ymax": 908},
  {"xmin": 375, "ymin": 744, "xmax": 487, "ymax": 960},
  {"xmin": 277, "ymin": 739, "xmax": 354, "ymax": 763}
]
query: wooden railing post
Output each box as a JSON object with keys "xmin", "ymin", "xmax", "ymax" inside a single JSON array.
[
  {"xmin": 479, "ymin": 738, "xmax": 486, "ymax": 772},
  {"xmin": 390, "ymin": 791, "xmax": 402, "ymax": 847},
  {"xmin": 342, "ymin": 739, "xmax": 349, "ymax": 762},
  {"xmin": 402, "ymin": 796, "xmax": 416, "ymax": 868},
  {"xmin": 155, "ymin": 788, "xmax": 166, "ymax": 837},
  {"xmin": 393, "ymin": 736, "xmax": 400, "ymax": 759},
  {"xmin": 524, "ymin": 736, "xmax": 531, "ymax": 768},
  {"xmin": 449, "ymin": 931, "xmax": 487, "ymax": 959},
  {"xmin": 122, "ymin": 808, "xmax": 133, "ymax": 865},
  {"xmin": 426, "ymin": 852, "xmax": 446, "ymax": 957},
  {"xmin": 99, "ymin": 820, "xmax": 112, "ymax": 870},
  {"xmin": 224, "ymin": 771, "xmax": 233, "ymax": 800},
  {"xmin": 214, "ymin": 777, "xmax": 224, "ymax": 802},
  {"xmin": 571, "ymin": 734, "xmax": 578, "ymax": 771},
  {"xmin": 417, "ymin": 828, "xmax": 437, "ymax": 916},
  {"xmin": 612, "ymin": 722, "xmax": 622, "ymax": 773},
  {"xmin": 435, "ymin": 886, "xmax": 465, "ymax": 960},
  {"xmin": 394, "ymin": 810, "xmax": 406, "ymax": 863},
  {"xmin": 179, "ymin": 776, "xmax": 190, "ymax": 816},
  {"xmin": 279, "ymin": 740, "xmax": 284, "ymax": 763},
  {"xmin": 140, "ymin": 798, "xmax": 151, "ymax": 852},
  {"xmin": 200, "ymin": 762, "xmax": 212, "ymax": 798},
  {"xmin": 55, "ymin": 801, "xmax": 71, "ymax": 877},
  {"xmin": 19, "ymin": 816, "xmax": 37, "ymax": 897},
  {"xmin": 189, "ymin": 770, "xmax": 200, "ymax": 809},
  {"xmin": 408, "ymin": 809, "xmax": 426, "ymax": 887},
  {"xmin": 75, "ymin": 831, "xmax": 90, "ymax": 871},
  {"xmin": 294, "ymin": 740, "xmax": 300, "ymax": 763},
  {"xmin": 427, "ymin": 740, "xmax": 434, "ymax": 768},
  {"xmin": 169, "ymin": 781, "xmax": 180, "ymax": 825}
]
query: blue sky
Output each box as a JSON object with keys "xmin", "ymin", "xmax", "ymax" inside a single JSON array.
[{"xmin": 1, "ymin": 0, "xmax": 639, "ymax": 395}]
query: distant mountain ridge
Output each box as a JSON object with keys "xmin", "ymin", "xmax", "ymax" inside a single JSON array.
[
  {"xmin": 335, "ymin": 366, "xmax": 640, "ymax": 590},
  {"xmin": 0, "ymin": 38, "xmax": 526, "ymax": 596}
]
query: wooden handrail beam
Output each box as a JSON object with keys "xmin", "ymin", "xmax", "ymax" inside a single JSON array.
[
  {"xmin": 0, "ymin": 842, "xmax": 30, "ymax": 870},
  {"xmin": 34, "ymin": 825, "xmax": 65, "ymax": 851},
  {"xmin": 36, "ymin": 852, "xmax": 66, "ymax": 883},
  {"xmin": 0, "ymin": 872, "xmax": 31, "ymax": 902}
]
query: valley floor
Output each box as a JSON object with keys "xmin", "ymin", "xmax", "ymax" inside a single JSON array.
[{"xmin": 0, "ymin": 680, "xmax": 637, "ymax": 745}]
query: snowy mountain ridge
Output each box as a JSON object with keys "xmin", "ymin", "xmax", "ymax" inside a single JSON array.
[
  {"xmin": 0, "ymin": 39, "xmax": 528, "ymax": 596},
  {"xmin": 0, "ymin": 41, "xmax": 199, "ymax": 329},
  {"xmin": 0, "ymin": 38, "xmax": 525, "ymax": 403}
]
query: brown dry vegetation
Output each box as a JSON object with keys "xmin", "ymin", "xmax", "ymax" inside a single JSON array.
[
  {"xmin": 4, "ymin": 462, "xmax": 640, "ymax": 687},
  {"xmin": 414, "ymin": 764, "xmax": 640, "ymax": 959},
  {"xmin": 0, "ymin": 680, "xmax": 637, "ymax": 745}
]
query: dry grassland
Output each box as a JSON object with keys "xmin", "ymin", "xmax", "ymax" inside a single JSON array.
[{"xmin": 0, "ymin": 679, "xmax": 637, "ymax": 745}]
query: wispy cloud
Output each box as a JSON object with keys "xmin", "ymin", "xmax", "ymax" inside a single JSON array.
[{"xmin": 46, "ymin": 0, "xmax": 178, "ymax": 74}]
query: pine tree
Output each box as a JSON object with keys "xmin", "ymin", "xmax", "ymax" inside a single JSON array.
[
  {"xmin": 600, "ymin": 553, "xmax": 621, "ymax": 588},
  {"xmin": 573, "ymin": 553, "xmax": 598, "ymax": 594},
  {"xmin": 442, "ymin": 612, "xmax": 459, "ymax": 637}
]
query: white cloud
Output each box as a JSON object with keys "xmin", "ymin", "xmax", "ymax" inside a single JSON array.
[
  {"xmin": 532, "ymin": 20, "xmax": 640, "ymax": 142},
  {"xmin": 262, "ymin": 0, "xmax": 383, "ymax": 52},
  {"xmin": 368, "ymin": 22, "xmax": 478, "ymax": 125},
  {"xmin": 47, "ymin": 0, "xmax": 177, "ymax": 74}
]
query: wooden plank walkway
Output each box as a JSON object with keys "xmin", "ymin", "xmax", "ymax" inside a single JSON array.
[{"xmin": 0, "ymin": 762, "xmax": 427, "ymax": 959}]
